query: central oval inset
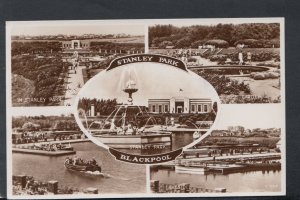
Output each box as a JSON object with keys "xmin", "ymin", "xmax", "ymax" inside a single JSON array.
[{"xmin": 74, "ymin": 56, "xmax": 220, "ymax": 156}]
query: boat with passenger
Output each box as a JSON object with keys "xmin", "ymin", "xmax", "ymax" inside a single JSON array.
[{"xmin": 64, "ymin": 157, "xmax": 101, "ymax": 172}]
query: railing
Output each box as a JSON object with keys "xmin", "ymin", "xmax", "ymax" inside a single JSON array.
[{"xmin": 150, "ymin": 180, "xmax": 226, "ymax": 193}]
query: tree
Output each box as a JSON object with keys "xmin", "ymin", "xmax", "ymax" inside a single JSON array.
[
  {"xmin": 22, "ymin": 122, "xmax": 40, "ymax": 130},
  {"xmin": 175, "ymin": 37, "xmax": 192, "ymax": 48},
  {"xmin": 149, "ymin": 23, "xmax": 280, "ymax": 48},
  {"xmin": 205, "ymin": 39, "xmax": 229, "ymax": 48},
  {"xmin": 158, "ymin": 41, "xmax": 173, "ymax": 48},
  {"xmin": 212, "ymin": 102, "xmax": 218, "ymax": 113}
]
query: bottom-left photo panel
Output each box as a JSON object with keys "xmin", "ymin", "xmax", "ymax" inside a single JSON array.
[{"xmin": 9, "ymin": 107, "xmax": 146, "ymax": 196}]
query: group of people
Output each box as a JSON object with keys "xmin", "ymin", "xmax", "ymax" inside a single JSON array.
[
  {"xmin": 109, "ymin": 120, "xmax": 142, "ymax": 136},
  {"xmin": 65, "ymin": 156, "xmax": 98, "ymax": 166},
  {"xmin": 238, "ymin": 51, "xmax": 252, "ymax": 65},
  {"xmin": 30, "ymin": 143, "xmax": 70, "ymax": 152},
  {"xmin": 165, "ymin": 48, "xmax": 253, "ymax": 66},
  {"xmin": 13, "ymin": 132, "xmax": 48, "ymax": 144}
]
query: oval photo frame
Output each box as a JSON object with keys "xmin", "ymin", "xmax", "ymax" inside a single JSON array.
[{"xmin": 73, "ymin": 54, "xmax": 221, "ymax": 163}]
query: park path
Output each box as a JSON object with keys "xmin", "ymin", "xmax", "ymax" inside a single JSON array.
[
  {"xmin": 230, "ymin": 76, "xmax": 281, "ymax": 100},
  {"xmin": 64, "ymin": 65, "xmax": 85, "ymax": 106},
  {"xmin": 14, "ymin": 138, "xmax": 90, "ymax": 148},
  {"xmin": 192, "ymin": 55, "xmax": 217, "ymax": 66}
]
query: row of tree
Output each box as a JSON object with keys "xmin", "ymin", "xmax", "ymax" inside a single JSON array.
[
  {"xmin": 12, "ymin": 115, "xmax": 79, "ymax": 131},
  {"xmin": 11, "ymin": 41, "xmax": 145, "ymax": 56},
  {"xmin": 78, "ymin": 98, "xmax": 118, "ymax": 116},
  {"xmin": 12, "ymin": 41, "xmax": 61, "ymax": 56},
  {"xmin": 89, "ymin": 42, "xmax": 144, "ymax": 52},
  {"xmin": 149, "ymin": 23, "xmax": 280, "ymax": 48}
]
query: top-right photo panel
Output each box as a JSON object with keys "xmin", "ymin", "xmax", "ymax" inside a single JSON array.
[{"xmin": 149, "ymin": 20, "xmax": 283, "ymax": 104}]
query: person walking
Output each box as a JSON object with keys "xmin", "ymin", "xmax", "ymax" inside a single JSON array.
[
  {"xmin": 247, "ymin": 51, "xmax": 252, "ymax": 64},
  {"xmin": 238, "ymin": 51, "xmax": 243, "ymax": 65}
]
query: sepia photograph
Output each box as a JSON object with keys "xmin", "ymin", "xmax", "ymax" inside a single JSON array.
[
  {"xmin": 6, "ymin": 18, "xmax": 285, "ymax": 199},
  {"xmin": 75, "ymin": 56, "xmax": 220, "ymax": 156},
  {"xmin": 150, "ymin": 104, "xmax": 284, "ymax": 194},
  {"xmin": 8, "ymin": 23, "xmax": 145, "ymax": 107},
  {"xmin": 149, "ymin": 21, "xmax": 283, "ymax": 104},
  {"xmin": 10, "ymin": 107, "xmax": 146, "ymax": 196}
]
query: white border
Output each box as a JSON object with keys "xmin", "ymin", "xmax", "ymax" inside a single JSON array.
[{"xmin": 6, "ymin": 17, "xmax": 286, "ymax": 198}]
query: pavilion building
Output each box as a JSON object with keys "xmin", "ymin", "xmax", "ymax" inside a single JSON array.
[
  {"xmin": 148, "ymin": 97, "xmax": 212, "ymax": 114},
  {"xmin": 62, "ymin": 40, "xmax": 91, "ymax": 50}
]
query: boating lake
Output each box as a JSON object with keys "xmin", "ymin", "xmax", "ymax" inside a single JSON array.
[
  {"xmin": 151, "ymin": 168, "xmax": 281, "ymax": 192},
  {"xmin": 12, "ymin": 142, "xmax": 146, "ymax": 194}
]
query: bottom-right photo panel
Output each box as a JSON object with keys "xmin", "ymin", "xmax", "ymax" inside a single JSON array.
[{"xmin": 149, "ymin": 104, "xmax": 284, "ymax": 194}]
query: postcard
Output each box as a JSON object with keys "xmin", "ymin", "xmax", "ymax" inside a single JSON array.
[{"xmin": 6, "ymin": 18, "xmax": 285, "ymax": 198}]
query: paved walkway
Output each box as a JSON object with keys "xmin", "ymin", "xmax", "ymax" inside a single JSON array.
[
  {"xmin": 64, "ymin": 65, "xmax": 85, "ymax": 106},
  {"xmin": 14, "ymin": 138, "xmax": 90, "ymax": 148},
  {"xmin": 230, "ymin": 76, "xmax": 280, "ymax": 99},
  {"xmin": 195, "ymin": 56, "xmax": 217, "ymax": 66}
]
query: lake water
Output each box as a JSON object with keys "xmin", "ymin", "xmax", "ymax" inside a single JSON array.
[
  {"xmin": 151, "ymin": 168, "xmax": 281, "ymax": 192},
  {"xmin": 12, "ymin": 142, "xmax": 146, "ymax": 194}
]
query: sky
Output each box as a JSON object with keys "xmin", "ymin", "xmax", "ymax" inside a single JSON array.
[
  {"xmin": 9, "ymin": 23, "xmax": 145, "ymax": 36},
  {"xmin": 77, "ymin": 62, "xmax": 219, "ymax": 106},
  {"xmin": 149, "ymin": 18, "xmax": 282, "ymax": 28},
  {"xmin": 215, "ymin": 104, "xmax": 283, "ymax": 129},
  {"xmin": 7, "ymin": 18, "xmax": 282, "ymax": 36}
]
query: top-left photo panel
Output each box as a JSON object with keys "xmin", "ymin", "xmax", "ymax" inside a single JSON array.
[{"xmin": 7, "ymin": 21, "xmax": 145, "ymax": 107}]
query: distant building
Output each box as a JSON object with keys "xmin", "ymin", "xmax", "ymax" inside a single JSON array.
[
  {"xmin": 62, "ymin": 40, "xmax": 90, "ymax": 50},
  {"xmin": 148, "ymin": 97, "xmax": 212, "ymax": 114},
  {"xmin": 236, "ymin": 43, "xmax": 245, "ymax": 48},
  {"xmin": 165, "ymin": 46, "xmax": 175, "ymax": 49},
  {"xmin": 227, "ymin": 126, "xmax": 245, "ymax": 136},
  {"xmin": 211, "ymin": 130, "xmax": 229, "ymax": 137}
]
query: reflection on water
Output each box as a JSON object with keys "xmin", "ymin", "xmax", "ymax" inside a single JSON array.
[
  {"xmin": 151, "ymin": 168, "xmax": 281, "ymax": 192},
  {"xmin": 116, "ymin": 132, "xmax": 195, "ymax": 155},
  {"xmin": 171, "ymin": 132, "xmax": 194, "ymax": 150},
  {"xmin": 12, "ymin": 142, "xmax": 146, "ymax": 194}
]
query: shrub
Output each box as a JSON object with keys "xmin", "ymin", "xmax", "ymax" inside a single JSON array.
[
  {"xmin": 197, "ymin": 71, "xmax": 251, "ymax": 95},
  {"xmin": 253, "ymin": 73, "xmax": 265, "ymax": 80},
  {"xmin": 158, "ymin": 40, "xmax": 173, "ymax": 48},
  {"xmin": 252, "ymin": 72, "xmax": 280, "ymax": 80},
  {"xmin": 190, "ymin": 40, "xmax": 207, "ymax": 48},
  {"xmin": 175, "ymin": 37, "xmax": 192, "ymax": 48},
  {"xmin": 234, "ymin": 39, "xmax": 259, "ymax": 48},
  {"xmin": 234, "ymin": 39, "xmax": 280, "ymax": 48},
  {"xmin": 275, "ymin": 147, "xmax": 281, "ymax": 153},
  {"xmin": 187, "ymin": 57, "xmax": 197, "ymax": 62},
  {"xmin": 209, "ymin": 54, "xmax": 227, "ymax": 62},
  {"xmin": 205, "ymin": 39, "xmax": 229, "ymax": 48}
]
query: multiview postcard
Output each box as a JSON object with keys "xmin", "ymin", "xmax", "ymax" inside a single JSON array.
[{"xmin": 6, "ymin": 18, "xmax": 285, "ymax": 198}]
